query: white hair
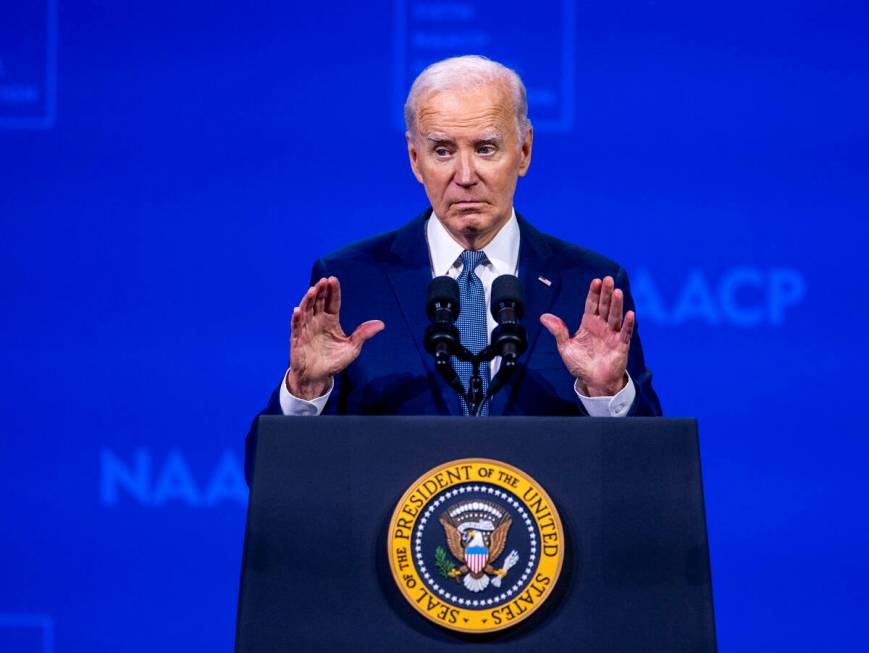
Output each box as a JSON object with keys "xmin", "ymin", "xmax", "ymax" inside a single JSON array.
[{"xmin": 403, "ymin": 55, "xmax": 531, "ymax": 139}]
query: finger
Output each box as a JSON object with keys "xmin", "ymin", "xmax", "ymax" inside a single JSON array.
[
  {"xmin": 300, "ymin": 284, "xmax": 322, "ymax": 337},
  {"xmin": 325, "ymin": 276, "xmax": 341, "ymax": 314},
  {"xmin": 608, "ymin": 288, "xmax": 624, "ymax": 331},
  {"xmin": 299, "ymin": 284, "xmax": 317, "ymax": 315},
  {"xmin": 622, "ymin": 310, "xmax": 636, "ymax": 345},
  {"xmin": 291, "ymin": 306, "xmax": 302, "ymax": 337},
  {"xmin": 584, "ymin": 278, "xmax": 602, "ymax": 315},
  {"xmin": 349, "ymin": 319, "xmax": 385, "ymax": 347},
  {"xmin": 597, "ymin": 276, "xmax": 614, "ymax": 321},
  {"xmin": 539, "ymin": 313, "xmax": 570, "ymax": 347},
  {"xmin": 313, "ymin": 278, "xmax": 328, "ymax": 316},
  {"xmin": 289, "ymin": 307, "xmax": 302, "ymax": 365}
]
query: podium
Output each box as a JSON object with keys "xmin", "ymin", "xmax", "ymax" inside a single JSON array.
[{"xmin": 236, "ymin": 416, "xmax": 716, "ymax": 652}]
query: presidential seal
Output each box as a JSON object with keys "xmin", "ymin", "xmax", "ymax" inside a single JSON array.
[{"xmin": 387, "ymin": 458, "xmax": 564, "ymax": 633}]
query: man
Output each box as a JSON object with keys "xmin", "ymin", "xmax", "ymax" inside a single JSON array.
[{"xmin": 246, "ymin": 56, "xmax": 661, "ymax": 482}]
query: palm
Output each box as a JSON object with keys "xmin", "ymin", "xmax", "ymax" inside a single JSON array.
[
  {"xmin": 559, "ymin": 311, "xmax": 629, "ymax": 390},
  {"xmin": 540, "ymin": 276, "xmax": 634, "ymax": 396},
  {"xmin": 291, "ymin": 311, "xmax": 361, "ymax": 380},
  {"xmin": 287, "ymin": 277, "xmax": 384, "ymax": 398}
]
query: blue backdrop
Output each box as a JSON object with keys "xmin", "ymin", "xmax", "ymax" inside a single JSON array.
[{"xmin": 2, "ymin": 1, "xmax": 867, "ymax": 650}]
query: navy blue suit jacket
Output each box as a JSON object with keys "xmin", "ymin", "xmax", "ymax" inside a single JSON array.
[{"xmin": 245, "ymin": 210, "xmax": 662, "ymax": 481}]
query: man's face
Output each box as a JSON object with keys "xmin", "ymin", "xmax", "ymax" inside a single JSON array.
[{"xmin": 407, "ymin": 83, "xmax": 533, "ymax": 249}]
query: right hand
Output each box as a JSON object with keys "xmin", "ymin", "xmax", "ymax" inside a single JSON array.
[{"xmin": 286, "ymin": 276, "xmax": 385, "ymax": 400}]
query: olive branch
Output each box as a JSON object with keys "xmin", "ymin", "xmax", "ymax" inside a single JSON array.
[{"xmin": 434, "ymin": 546, "xmax": 456, "ymax": 578}]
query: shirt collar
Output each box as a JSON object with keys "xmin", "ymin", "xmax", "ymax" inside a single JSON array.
[{"xmin": 426, "ymin": 208, "xmax": 520, "ymax": 276}]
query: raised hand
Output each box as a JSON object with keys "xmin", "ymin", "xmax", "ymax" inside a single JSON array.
[
  {"xmin": 286, "ymin": 276, "xmax": 385, "ymax": 400},
  {"xmin": 539, "ymin": 276, "xmax": 634, "ymax": 397}
]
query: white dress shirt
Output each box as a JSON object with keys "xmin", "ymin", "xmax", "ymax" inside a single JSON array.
[{"xmin": 279, "ymin": 210, "xmax": 636, "ymax": 416}]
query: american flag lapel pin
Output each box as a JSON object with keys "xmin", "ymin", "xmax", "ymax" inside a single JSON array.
[{"xmin": 538, "ymin": 275, "xmax": 552, "ymax": 287}]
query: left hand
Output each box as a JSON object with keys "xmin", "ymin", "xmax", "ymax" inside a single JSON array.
[{"xmin": 539, "ymin": 276, "xmax": 634, "ymax": 396}]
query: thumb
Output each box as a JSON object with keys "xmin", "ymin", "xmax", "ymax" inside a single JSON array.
[
  {"xmin": 349, "ymin": 319, "xmax": 385, "ymax": 347},
  {"xmin": 539, "ymin": 313, "xmax": 569, "ymax": 346}
]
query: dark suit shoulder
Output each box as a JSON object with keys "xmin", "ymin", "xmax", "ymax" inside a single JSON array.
[
  {"xmin": 320, "ymin": 229, "xmax": 398, "ymax": 267},
  {"xmin": 550, "ymin": 235, "xmax": 622, "ymax": 273},
  {"xmin": 316, "ymin": 211, "xmax": 429, "ymax": 272},
  {"xmin": 520, "ymin": 217, "xmax": 624, "ymax": 276}
]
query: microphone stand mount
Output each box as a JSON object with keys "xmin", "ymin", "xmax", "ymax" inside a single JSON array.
[{"xmin": 434, "ymin": 344, "xmax": 519, "ymax": 417}]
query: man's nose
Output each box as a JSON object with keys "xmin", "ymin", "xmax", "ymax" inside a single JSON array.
[{"xmin": 454, "ymin": 151, "xmax": 477, "ymax": 187}]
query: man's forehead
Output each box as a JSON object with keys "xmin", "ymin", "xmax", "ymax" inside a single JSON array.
[
  {"xmin": 413, "ymin": 84, "xmax": 515, "ymax": 139},
  {"xmin": 424, "ymin": 129, "xmax": 504, "ymax": 143}
]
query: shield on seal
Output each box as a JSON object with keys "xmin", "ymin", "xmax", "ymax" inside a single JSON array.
[{"xmin": 465, "ymin": 546, "xmax": 489, "ymax": 574}]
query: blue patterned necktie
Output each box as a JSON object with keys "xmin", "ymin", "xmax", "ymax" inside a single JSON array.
[{"xmin": 455, "ymin": 250, "xmax": 490, "ymax": 415}]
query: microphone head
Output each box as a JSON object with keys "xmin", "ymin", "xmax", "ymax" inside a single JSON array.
[
  {"xmin": 491, "ymin": 274, "xmax": 524, "ymax": 321},
  {"xmin": 426, "ymin": 276, "xmax": 461, "ymax": 322}
]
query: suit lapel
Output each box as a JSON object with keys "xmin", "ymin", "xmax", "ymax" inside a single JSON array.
[{"xmin": 384, "ymin": 210, "xmax": 460, "ymax": 415}]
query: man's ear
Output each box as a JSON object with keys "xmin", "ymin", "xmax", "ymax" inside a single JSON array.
[
  {"xmin": 406, "ymin": 131, "xmax": 425, "ymax": 184},
  {"xmin": 518, "ymin": 126, "xmax": 534, "ymax": 177}
]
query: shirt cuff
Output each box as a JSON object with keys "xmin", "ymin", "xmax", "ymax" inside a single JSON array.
[
  {"xmin": 278, "ymin": 370, "xmax": 333, "ymax": 416},
  {"xmin": 574, "ymin": 372, "xmax": 636, "ymax": 417}
]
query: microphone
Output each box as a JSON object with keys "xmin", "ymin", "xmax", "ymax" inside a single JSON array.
[
  {"xmin": 490, "ymin": 275, "xmax": 527, "ymax": 362},
  {"xmin": 426, "ymin": 275, "xmax": 460, "ymax": 324},
  {"xmin": 424, "ymin": 276, "xmax": 461, "ymax": 360}
]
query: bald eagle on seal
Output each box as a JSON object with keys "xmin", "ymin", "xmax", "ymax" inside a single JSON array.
[{"xmin": 439, "ymin": 500, "xmax": 514, "ymax": 592}]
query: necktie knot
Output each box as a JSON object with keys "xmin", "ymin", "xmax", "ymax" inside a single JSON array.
[{"xmin": 459, "ymin": 250, "xmax": 486, "ymax": 276}]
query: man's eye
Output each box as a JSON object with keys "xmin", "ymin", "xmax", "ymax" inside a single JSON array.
[
  {"xmin": 477, "ymin": 145, "xmax": 496, "ymax": 155},
  {"xmin": 434, "ymin": 148, "xmax": 450, "ymax": 157}
]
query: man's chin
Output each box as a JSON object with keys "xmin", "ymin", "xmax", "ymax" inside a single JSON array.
[
  {"xmin": 450, "ymin": 215, "xmax": 488, "ymax": 234},
  {"xmin": 436, "ymin": 210, "xmax": 505, "ymax": 246},
  {"xmin": 445, "ymin": 206, "xmax": 493, "ymax": 227}
]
